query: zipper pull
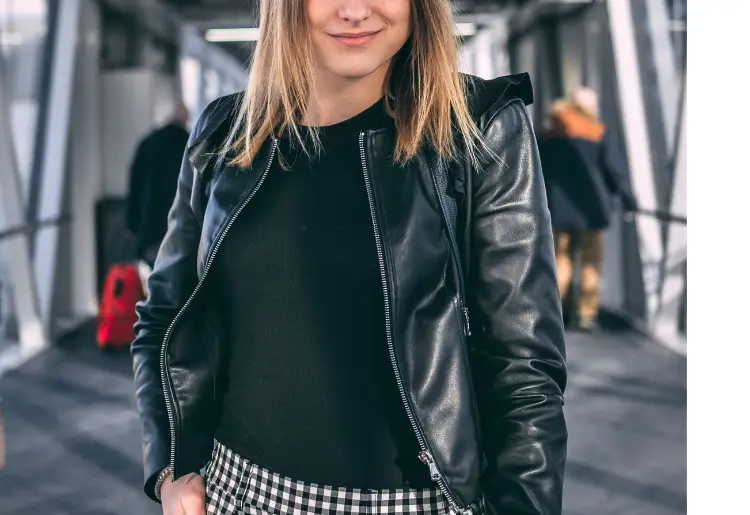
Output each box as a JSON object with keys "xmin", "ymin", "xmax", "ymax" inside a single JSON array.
[
  {"xmin": 418, "ymin": 450, "xmax": 441, "ymax": 481},
  {"xmin": 462, "ymin": 305, "xmax": 471, "ymax": 336}
]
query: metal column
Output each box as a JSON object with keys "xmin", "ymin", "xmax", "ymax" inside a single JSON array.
[
  {"xmin": 31, "ymin": 0, "xmax": 82, "ymax": 331},
  {"xmin": 643, "ymin": 0, "xmax": 680, "ymax": 153},
  {"xmin": 0, "ymin": 63, "xmax": 48, "ymax": 372},
  {"xmin": 652, "ymin": 82, "xmax": 687, "ymax": 354},
  {"xmin": 66, "ymin": 0, "xmax": 103, "ymax": 325},
  {"xmin": 606, "ymin": 0, "xmax": 665, "ymax": 320}
]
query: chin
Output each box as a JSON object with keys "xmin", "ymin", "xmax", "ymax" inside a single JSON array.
[{"xmin": 327, "ymin": 62, "xmax": 387, "ymax": 80}]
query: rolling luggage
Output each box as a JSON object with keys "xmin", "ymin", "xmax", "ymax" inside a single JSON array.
[{"xmin": 96, "ymin": 262, "xmax": 144, "ymax": 349}]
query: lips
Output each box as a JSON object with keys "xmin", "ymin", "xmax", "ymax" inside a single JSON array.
[{"xmin": 329, "ymin": 30, "xmax": 381, "ymax": 47}]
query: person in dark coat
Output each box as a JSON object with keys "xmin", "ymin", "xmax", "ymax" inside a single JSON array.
[
  {"xmin": 538, "ymin": 87, "xmax": 637, "ymax": 330},
  {"xmin": 127, "ymin": 102, "xmax": 190, "ymax": 267}
]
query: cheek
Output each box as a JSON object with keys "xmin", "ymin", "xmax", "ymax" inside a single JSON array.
[
  {"xmin": 388, "ymin": 21, "xmax": 411, "ymax": 53},
  {"xmin": 391, "ymin": 0, "xmax": 412, "ymax": 28},
  {"xmin": 305, "ymin": 0, "xmax": 325, "ymax": 30},
  {"xmin": 384, "ymin": 1, "xmax": 412, "ymax": 45}
]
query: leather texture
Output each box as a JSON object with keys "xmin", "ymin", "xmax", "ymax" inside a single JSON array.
[{"xmin": 131, "ymin": 72, "xmax": 567, "ymax": 514}]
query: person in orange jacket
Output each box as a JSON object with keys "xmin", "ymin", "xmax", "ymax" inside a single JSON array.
[{"xmin": 538, "ymin": 87, "xmax": 638, "ymax": 331}]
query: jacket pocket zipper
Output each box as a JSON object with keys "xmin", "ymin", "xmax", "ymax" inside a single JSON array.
[{"xmin": 431, "ymin": 158, "xmax": 471, "ymax": 338}]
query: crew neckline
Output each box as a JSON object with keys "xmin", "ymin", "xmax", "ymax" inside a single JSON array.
[{"xmin": 298, "ymin": 97, "xmax": 389, "ymax": 141}]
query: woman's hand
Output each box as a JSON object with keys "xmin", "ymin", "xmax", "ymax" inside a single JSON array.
[{"xmin": 161, "ymin": 472, "xmax": 206, "ymax": 515}]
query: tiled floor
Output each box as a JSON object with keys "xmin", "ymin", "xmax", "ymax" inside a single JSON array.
[{"xmin": 0, "ymin": 325, "xmax": 686, "ymax": 515}]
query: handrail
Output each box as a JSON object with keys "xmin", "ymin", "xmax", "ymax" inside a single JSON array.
[
  {"xmin": 634, "ymin": 208, "xmax": 686, "ymax": 225},
  {"xmin": 0, "ymin": 215, "xmax": 70, "ymax": 242}
]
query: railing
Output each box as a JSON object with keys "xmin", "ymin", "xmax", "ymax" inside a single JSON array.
[
  {"xmin": 639, "ymin": 208, "xmax": 687, "ymax": 351},
  {"xmin": 0, "ymin": 215, "xmax": 70, "ymax": 242},
  {"xmin": 0, "ymin": 216, "xmax": 70, "ymax": 349},
  {"xmin": 634, "ymin": 209, "xmax": 686, "ymax": 226}
]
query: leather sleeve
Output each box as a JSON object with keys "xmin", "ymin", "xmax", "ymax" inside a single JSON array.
[
  {"xmin": 130, "ymin": 108, "xmax": 212, "ymax": 502},
  {"xmin": 468, "ymin": 99, "xmax": 568, "ymax": 515}
]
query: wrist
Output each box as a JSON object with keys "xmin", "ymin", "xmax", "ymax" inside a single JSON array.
[{"xmin": 153, "ymin": 467, "xmax": 172, "ymax": 501}]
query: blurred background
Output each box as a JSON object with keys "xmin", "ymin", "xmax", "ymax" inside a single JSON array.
[{"xmin": 0, "ymin": 0, "xmax": 686, "ymax": 514}]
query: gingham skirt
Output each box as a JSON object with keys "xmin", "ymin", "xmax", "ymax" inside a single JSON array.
[{"xmin": 204, "ymin": 440, "xmax": 452, "ymax": 515}]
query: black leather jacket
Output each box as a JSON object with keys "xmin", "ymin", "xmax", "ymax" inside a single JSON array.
[{"xmin": 132, "ymin": 73, "xmax": 567, "ymax": 514}]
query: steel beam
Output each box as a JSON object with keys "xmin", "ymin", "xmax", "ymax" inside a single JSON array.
[
  {"xmin": 643, "ymin": 0, "xmax": 680, "ymax": 153},
  {"xmin": 31, "ymin": 0, "xmax": 82, "ymax": 332},
  {"xmin": 606, "ymin": 0, "xmax": 665, "ymax": 320},
  {"xmin": 652, "ymin": 79, "xmax": 687, "ymax": 354},
  {"xmin": 0, "ymin": 57, "xmax": 48, "ymax": 372}
]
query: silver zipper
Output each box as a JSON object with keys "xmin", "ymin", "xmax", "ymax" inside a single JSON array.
[
  {"xmin": 359, "ymin": 132, "xmax": 463, "ymax": 512},
  {"xmin": 462, "ymin": 305, "xmax": 471, "ymax": 337},
  {"xmin": 431, "ymin": 158, "xmax": 472, "ymax": 339},
  {"xmin": 159, "ymin": 139, "xmax": 278, "ymax": 476}
]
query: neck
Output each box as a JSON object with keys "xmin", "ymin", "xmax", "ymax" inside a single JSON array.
[{"xmin": 303, "ymin": 62, "xmax": 389, "ymax": 127}]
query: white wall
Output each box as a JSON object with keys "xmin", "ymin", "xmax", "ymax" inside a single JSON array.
[{"xmin": 100, "ymin": 68, "xmax": 177, "ymax": 198}]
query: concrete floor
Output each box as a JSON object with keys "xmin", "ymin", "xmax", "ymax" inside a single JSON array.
[{"xmin": 0, "ymin": 325, "xmax": 686, "ymax": 515}]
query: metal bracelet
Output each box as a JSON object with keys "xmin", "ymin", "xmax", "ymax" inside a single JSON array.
[{"xmin": 154, "ymin": 467, "xmax": 172, "ymax": 501}]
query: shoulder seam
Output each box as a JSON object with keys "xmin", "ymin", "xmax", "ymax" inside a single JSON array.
[
  {"xmin": 482, "ymin": 97, "xmax": 528, "ymax": 133},
  {"xmin": 190, "ymin": 92, "xmax": 243, "ymax": 147}
]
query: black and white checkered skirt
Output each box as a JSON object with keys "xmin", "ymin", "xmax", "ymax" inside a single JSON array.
[{"xmin": 205, "ymin": 440, "xmax": 452, "ymax": 515}]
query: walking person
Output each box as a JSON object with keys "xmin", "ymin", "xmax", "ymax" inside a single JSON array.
[
  {"xmin": 132, "ymin": 2, "xmax": 567, "ymax": 514},
  {"xmin": 538, "ymin": 87, "xmax": 638, "ymax": 331},
  {"xmin": 126, "ymin": 101, "xmax": 191, "ymax": 267}
]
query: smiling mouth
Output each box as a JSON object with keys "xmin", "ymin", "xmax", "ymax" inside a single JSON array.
[{"xmin": 329, "ymin": 31, "xmax": 381, "ymax": 46}]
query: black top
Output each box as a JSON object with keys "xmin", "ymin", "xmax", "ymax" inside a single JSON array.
[{"xmin": 210, "ymin": 99, "xmax": 432, "ymax": 489}]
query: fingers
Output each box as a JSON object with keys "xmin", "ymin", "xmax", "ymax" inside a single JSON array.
[
  {"xmin": 162, "ymin": 473, "xmax": 206, "ymax": 515},
  {"xmin": 180, "ymin": 474, "xmax": 206, "ymax": 515},
  {"xmin": 180, "ymin": 488, "xmax": 207, "ymax": 515}
]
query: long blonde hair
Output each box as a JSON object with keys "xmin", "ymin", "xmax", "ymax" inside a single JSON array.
[{"xmin": 225, "ymin": 0, "xmax": 483, "ymax": 168}]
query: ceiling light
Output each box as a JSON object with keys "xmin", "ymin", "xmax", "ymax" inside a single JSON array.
[
  {"xmin": 455, "ymin": 23, "xmax": 477, "ymax": 37},
  {"xmin": 205, "ymin": 28, "xmax": 260, "ymax": 43}
]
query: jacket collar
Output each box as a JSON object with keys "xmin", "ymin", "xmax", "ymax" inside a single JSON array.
[{"xmin": 185, "ymin": 72, "xmax": 533, "ymax": 180}]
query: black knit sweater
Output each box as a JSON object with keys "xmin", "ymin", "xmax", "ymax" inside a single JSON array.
[{"xmin": 210, "ymin": 99, "xmax": 431, "ymax": 489}]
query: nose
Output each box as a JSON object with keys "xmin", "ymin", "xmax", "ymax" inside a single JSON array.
[{"xmin": 337, "ymin": 0, "xmax": 371, "ymax": 22}]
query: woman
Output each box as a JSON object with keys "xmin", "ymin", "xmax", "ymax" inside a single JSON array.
[
  {"xmin": 538, "ymin": 88, "xmax": 638, "ymax": 331},
  {"xmin": 131, "ymin": 1, "xmax": 567, "ymax": 514}
]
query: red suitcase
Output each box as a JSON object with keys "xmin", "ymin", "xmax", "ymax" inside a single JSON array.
[{"xmin": 97, "ymin": 262, "xmax": 144, "ymax": 349}]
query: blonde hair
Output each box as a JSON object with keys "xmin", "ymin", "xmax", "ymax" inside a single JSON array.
[{"xmin": 225, "ymin": 0, "xmax": 483, "ymax": 168}]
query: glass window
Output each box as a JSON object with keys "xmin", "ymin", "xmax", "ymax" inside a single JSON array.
[
  {"xmin": 0, "ymin": 0, "xmax": 49, "ymax": 350},
  {"xmin": 0, "ymin": 0, "xmax": 50, "ymax": 202}
]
